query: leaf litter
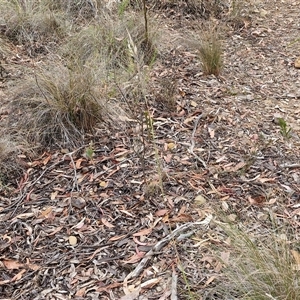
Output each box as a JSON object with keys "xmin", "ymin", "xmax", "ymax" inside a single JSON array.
[{"xmin": 0, "ymin": 1, "xmax": 300, "ymax": 299}]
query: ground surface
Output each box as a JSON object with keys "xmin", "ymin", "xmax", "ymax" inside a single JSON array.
[{"xmin": 0, "ymin": 0, "xmax": 300, "ymax": 299}]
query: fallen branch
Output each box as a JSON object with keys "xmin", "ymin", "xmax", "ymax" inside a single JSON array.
[{"xmin": 125, "ymin": 214, "xmax": 213, "ymax": 280}]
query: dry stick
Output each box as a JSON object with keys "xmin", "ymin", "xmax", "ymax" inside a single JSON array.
[
  {"xmin": 279, "ymin": 163, "xmax": 300, "ymax": 169},
  {"xmin": 188, "ymin": 113, "xmax": 207, "ymax": 169},
  {"xmin": 171, "ymin": 269, "xmax": 178, "ymax": 300},
  {"xmin": 142, "ymin": 0, "xmax": 148, "ymax": 43},
  {"xmin": 66, "ymin": 153, "xmax": 79, "ymax": 192},
  {"xmin": 125, "ymin": 214, "xmax": 213, "ymax": 281}
]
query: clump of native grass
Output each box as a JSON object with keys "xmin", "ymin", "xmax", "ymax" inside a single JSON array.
[
  {"xmin": 63, "ymin": 11, "xmax": 157, "ymax": 70},
  {"xmin": 0, "ymin": 0, "xmax": 66, "ymax": 51},
  {"xmin": 154, "ymin": 76, "xmax": 178, "ymax": 112},
  {"xmin": 211, "ymin": 220, "xmax": 300, "ymax": 300},
  {"xmin": 0, "ymin": 136, "xmax": 24, "ymax": 191},
  {"xmin": 7, "ymin": 7, "xmax": 157, "ymax": 149},
  {"xmin": 10, "ymin": 60, "xmax": 110, "ymax": 148},
  {"xmin": 198, "ymin": 29, "xmax": 223, "ymax": 76},
  {"xmin": 227, "ymin": 0, "xmax": 252, "ymax": 31},
  {"xmin": 62, "ymin": 18, "xmax": 129, "ymax": 70},
  {"xmin": 43, "ymin": 0, "xmax": 105, "ymax": 22}
]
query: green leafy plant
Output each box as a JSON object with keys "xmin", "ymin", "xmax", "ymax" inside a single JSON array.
[
  {"xmin": 278, "ymin": 118, "xmax": 292, "ymax": 139},
  {"xmin": 118, "ymin": 0, "xmax": 130, "ymax": 16},
  {"xmin": 198, "ymin": 30, "xmax": 223, "ymax": 76},
  {"xmin": 85, "ymin": 141, "xmax": 95, "ymax": 160}
]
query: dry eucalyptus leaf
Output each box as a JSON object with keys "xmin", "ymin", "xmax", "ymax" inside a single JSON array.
[{"xmin": 221, "ymin": 201, "xmax": 229, "ymax": 211}]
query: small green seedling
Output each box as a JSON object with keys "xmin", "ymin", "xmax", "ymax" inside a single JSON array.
[
  {"xmin": 278, "ymin": 118, "xmax": 292, "ymax": 139},
  {"xmin": 85, "ymin": 141, "xmax": 95, "ymax": 160}
]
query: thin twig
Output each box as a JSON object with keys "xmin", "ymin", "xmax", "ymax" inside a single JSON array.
[
  {"xmin": 188, "ymin": 113, "xmax": 207, "ymax": 169},
  {"xmin": 66, "ymin": 153, "xmax": 79, "ymax": 192},
  {"xmin": 171, "ymin": 268, "xmax": 178, "ymax": 300}
]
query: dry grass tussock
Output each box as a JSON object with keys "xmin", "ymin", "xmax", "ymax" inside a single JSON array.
[
  {"xmin": 9, "ymin": 62, "xmax": 109, "ymax": 148},
  {"xmin": 198, "ymin": 29, "xmax": 223, "ymax": 76},
  {"xmin": 0, "ymin": 0, "xmax": 66, "ymax": 47},
  {"xmin": 0, "ymin": 0, "xmax": 113, "ymax": 56},
  {"xmin": 61, "ymin": 13, "xmax": 157, "ymax": 69},
  {"xmin": 0, "ymin": 136, "xmax": 24, "ymax": 190},
  {"xmin": 5, "ymin": 6, "xmax": 158, "ymax": 149},
  {"xmin": 43, "ymin": 0, "xmax": 105, "ymax": 21},
  {"xmin": 208, "ymin": 220, "xmax": 300, "ymax": 300}
]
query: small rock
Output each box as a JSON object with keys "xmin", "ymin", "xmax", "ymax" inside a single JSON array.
[
  {"xmin": 194, "ymin": 195, "xmax": 207, "ymax": 206},
  {"xmin": 227, "ymin": 214, "xmax": 237, "ymax": 222},
  {"xmin": 257, "ymin": 212, "xmax": 268, "ymax": 221},
  {"xmin": 69, "ymin": 235, "xmax": 77, "ymax": 246},
  {"xmin": 71, "ymin": 197, "xmax": 86, "ymax": 209},
  {"xmin": 29, "ymin": 193, "xmax": 39, "ymax": 201},
  {"xmin": 295, "ymin": 57, "xmax": 300, "ymax": 68}
]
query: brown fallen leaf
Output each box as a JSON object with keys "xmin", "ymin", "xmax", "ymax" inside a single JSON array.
[
  {"xmin": 123, "ymin": 252, "xmax": 146, "ymax": 264},
  {"xmin": 13, "ymin": 212, "xmax": 34, "ymax": 220},
  {"xmin": 75, "ymin": 287, "xmax": 86, "ymax": 297},
  {"xmin": 291, "ymin": 250, "xmax": 300, "ymax": 265},
  {"xmin": 42, "ymin": 153, "xmax": 52, "ymax": 165},
  {"xmin": 120, "ymin": 286, "xmax": 141, "ymax": 300},
  {"xmin": 203, "ymin": 275, "xmax": 217, "ymax": 288},
  {"xmin": 155, "ymin": 209, "xmax": 169, "ymax": 217},
  {"xmin": 11, "ymin": 269, "xmax": 26, "ymax": 282},
  {"xmin": 168, "ymin": 213, "xmax": 193, "ymax": 223},
  {"xmin": 97, "ymin": 282, "xmax": 123, "ymax": 292},
  {"xmin": 133, "ymin": 227, "xmax": 152, "ymax": 237},
  {"xmin": 3, "ymin": 259, "xmax": 23, "ymax": 270},
  {"xmin": 38, "ymin": 206, "xmax": 53, "ymax": 218},
  {"xmin": 133, "ymin": 236, "xmax": 148, "ymax": 246},
  {"xmin": 101, "ymin": 217, "xmax": 115, "ymax": 228},
  {"xmin": 109, "ymin": 234, "xmax": 127, "ymax": 241},
  {"xmin": 163, "ymin": 153, "xmax": 173, "ymax": 163},
  {"xmin": 75, "ymin": 158, "xmax": 84, "ymax": 169},
  {"xmin": 248, "ymin": 195, "xmax": 266, "ymax": 205},
  {"xmin": 27, "ymin": 263, "xmax": 40, "ymax": 271},
  {"xmin": 258, "ymin": 177, "xmax": 276, "ymax": 183},
  {"xmin": 230, "ymin": 161, "xmax": 246, "ymax": 172}
]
